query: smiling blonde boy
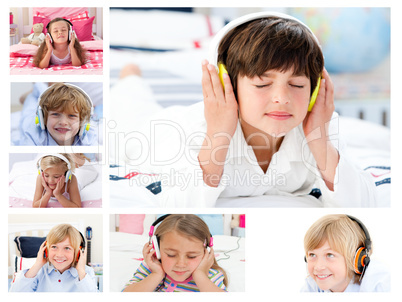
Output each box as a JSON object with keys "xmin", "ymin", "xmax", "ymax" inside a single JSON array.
[{"xmin": 9, "ymin": 224, "xmax": 98, "ymax": 292}]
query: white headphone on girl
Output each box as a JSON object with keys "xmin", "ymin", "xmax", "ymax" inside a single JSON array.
[
  {"xmin": 37, "ymin": 153, "xmax": 72, "ymax": 184},
  {"xmin": 36, "ymin": 83, "xmax": 94, "ymax": 141}
]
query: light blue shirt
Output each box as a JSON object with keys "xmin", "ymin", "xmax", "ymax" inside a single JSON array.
[
  {"xmin": 301, "ymin": 260, "xmax": 390, "ymax": 292},
  {"xmin": 9, "ymin": 263, "xmax": 98, "ymax": 292}
]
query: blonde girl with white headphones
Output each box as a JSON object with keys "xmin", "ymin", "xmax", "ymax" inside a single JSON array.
[{"xmin": 33, "ymin": 153, "xmax": 81, "ymax": 208}]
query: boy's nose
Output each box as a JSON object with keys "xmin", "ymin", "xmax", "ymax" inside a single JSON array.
[
  {"xmin": 315, "ymin": 258, "xmax": 327, "ymax": 270},
  {"xmin": 58, "ymin": 114, "xmax": 68, "ymax": 124},
  {"xmin": 272, "ymin": 87, "xmax": 290, "ymax": 105}
]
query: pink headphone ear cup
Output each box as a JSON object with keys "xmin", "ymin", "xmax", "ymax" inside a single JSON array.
[{"xmin": 152, "ymin": 235, "xmax": 161, "ymax": 260}]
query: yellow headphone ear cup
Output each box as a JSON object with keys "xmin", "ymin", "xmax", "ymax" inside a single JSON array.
[
  {"xmin": 308, "ymin": 76, "xmax": 321, "ymax": 112},
  {"xmin": 218, "ymin": 63, "xmax": 228, "ymax": 90}
]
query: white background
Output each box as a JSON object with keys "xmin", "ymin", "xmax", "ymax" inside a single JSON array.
[{"xmin": 3, "ymin": 0, "xmax": 401, "ymax": 301}]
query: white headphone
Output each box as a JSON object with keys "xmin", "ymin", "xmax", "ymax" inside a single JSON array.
[
  {"xmin": 208, "ymin": 11, "xmax": 321, "ymax": 66},
  {"xmin": 37, "ymin": 153, "xmax": 72, "ymax": 184},
  {"xmin": 36, "ymin": 83, "xmax": 94, "ymax": 141}
]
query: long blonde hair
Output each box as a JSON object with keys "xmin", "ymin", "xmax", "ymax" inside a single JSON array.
[{"xmin": 155, "ymin": 214, "xmax": 228, "ymax": 286}]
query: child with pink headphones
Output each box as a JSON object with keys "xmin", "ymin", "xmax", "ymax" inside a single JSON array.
[
  {"xmin": 33, "ymin": 153, "xmax": 81, "ymax": 208},
  {"xmin": 123, "ymin": 214, "xmax": 227, "ymax": 292}
]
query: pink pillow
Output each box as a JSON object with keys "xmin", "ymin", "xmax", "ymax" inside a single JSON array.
[
  {"xmin": 31, "ymin": 16, "xmax": 51, "ymax": 33},
  {"xmin": 10, "ymin": 44, "xmax": 38, "ymax": 57},
  {"xmin": 65, "ymin": 11, "xmax": 90, "ymax": 22},
  {"xmin": 119, "ymin": 214, "xmax": 145, "ymax": 235},
  {"xmin": 72, "ymin": 16, "xmax": 95, "ymax": 41}
]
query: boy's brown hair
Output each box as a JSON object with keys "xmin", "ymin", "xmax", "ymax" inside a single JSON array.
[
  {"xmin": 39, "ymin": 83, "xmax": 92, "ymax": 126},
  {"xmin": 218, "ymin": 17, "xmax": 324, "ymax": 97}
]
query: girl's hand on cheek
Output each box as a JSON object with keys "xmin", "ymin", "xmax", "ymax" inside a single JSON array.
[
  {"xmin": 303, "ymin": 68, "xmax": 335, "ymax": 139},
  {"xmin": 202, "ymin": 60, "xmax": 238, "ymax": 138},
  {"xmin": 194, "ymin": 247, "xmax": 214, "ymax": 277},
  {"xmin": 142, "ymin": 243, "xmax": 165, "ymax": 277},
  {"xmin": 41, "ymin": 174, "xmax": 52, "ymax": 195},
  {"xmin": 53, "ymin": 176, "xmax": 64, "ymax": 197}
]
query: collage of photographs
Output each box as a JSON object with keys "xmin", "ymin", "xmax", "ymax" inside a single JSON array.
[{"xmin": 4, "ymin": 1, "xmax": 399, "ymax": 301}]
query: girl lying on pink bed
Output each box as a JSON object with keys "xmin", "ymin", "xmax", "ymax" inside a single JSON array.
[{"xmin": 33, "ymin": 18, "xmax": 87, "ymax": 68}]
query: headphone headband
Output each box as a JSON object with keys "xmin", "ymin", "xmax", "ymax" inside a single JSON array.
[
  {"xmin": 208, "ymin": 11, "xmax": 321, "ymax": 66},
  {"xmin": 149, "ymin": 214, "xmax": 213, "ymax": 247},
  {"xmin": 46, "ymin": 18, "xmax": 73, "ymax": 30},
  {"xmin": 37, "ymin": 153, "xmax": 71, "ymax": 170},
  {"xmin": 38, "ymin": 83, "xmax": 94, "ymax": 117},
  {"xmin": 347, "ymin": 215, "xmax": 372, "ymax": 253}
]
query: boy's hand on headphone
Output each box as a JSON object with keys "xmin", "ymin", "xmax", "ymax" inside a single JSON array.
[
  {"xmin": 142, "ymin": 243, "xmax": 165, "ymax": 277},
  {"xmin": 303, "ymin": 68, "xmax": 335, "ymax": 139},
  {"xmin": 202, "ymin": 60, "xmax": 238, "ymax": 139},
  {"xmin": 35, "ymin": 241, "xmax": 48, "ymax": 267},
  {"xmin": 53, "ymin": 176, "xmax": 65, "ymax": 198},
  {"xmin": 76, "ymin": 247, "xmax": 87, "ymax": 279},
  {"xmin": 193, "ymin": 247, "xmax": 215, "ymax": 278}
]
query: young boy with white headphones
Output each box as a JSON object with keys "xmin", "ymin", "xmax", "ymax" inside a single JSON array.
[{"xmin": 19, "ymin": 82, "xmax": 97, "ymax": 146}]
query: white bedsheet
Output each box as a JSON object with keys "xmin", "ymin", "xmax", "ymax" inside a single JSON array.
[
  {"xmin": 9, "ymin": 159, "xmax": 102, "ymax": 207},
  {"xmin": 109, "ymin": 232, "xmax": 245, "ymax": 292},
  {"xmin": 109, "ymin": 115, "xmax": 390, "ymax": 208}
]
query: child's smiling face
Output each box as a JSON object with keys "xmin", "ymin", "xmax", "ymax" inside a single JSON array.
[
  {"xmin": 159, "ymin": 230, "xmax": 205, "ymax": 282},
  {"xmin": 50, "ymin": 21, "xmax": 70, "ymax": 43},
  {"xmin": 47, "ymin": 237, "xmax": 75, "ymax": 273},
  {"xmin": 43, "ymin": 165, "xmax": 66, "ymax": 190},
  {"xmin": 306, "ymin": 241, "xmax": 351, "ymax": 292},
  {"xmin": 46, "ymin": 105, "xmax": 80, "ymax": 145},
  {"xmin": 237, "ymin": 68, "xmax": 311, "ymax": 138}
]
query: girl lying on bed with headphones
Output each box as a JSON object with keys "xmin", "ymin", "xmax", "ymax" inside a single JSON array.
[
  {"xmin": 123, "ymin": 214, "xmax": 227, "ymax": 292},
  {"xmin": 19, "ymin": 82, "xmax": 97, "ymax": 146},
  {"xmin": 302, "ymin": 214, "xmax": 390, "ymax": 292},
  {"xmin": 9, "ymin": 224, "xmax": 98, "ymax": 292},
  {"xmin": 34, "ymin": 18, "xmax": 87, "ymax": 69},
  {"xmin": 33, "ymin": 154, "xmax": 81, "ymax": 208}
]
